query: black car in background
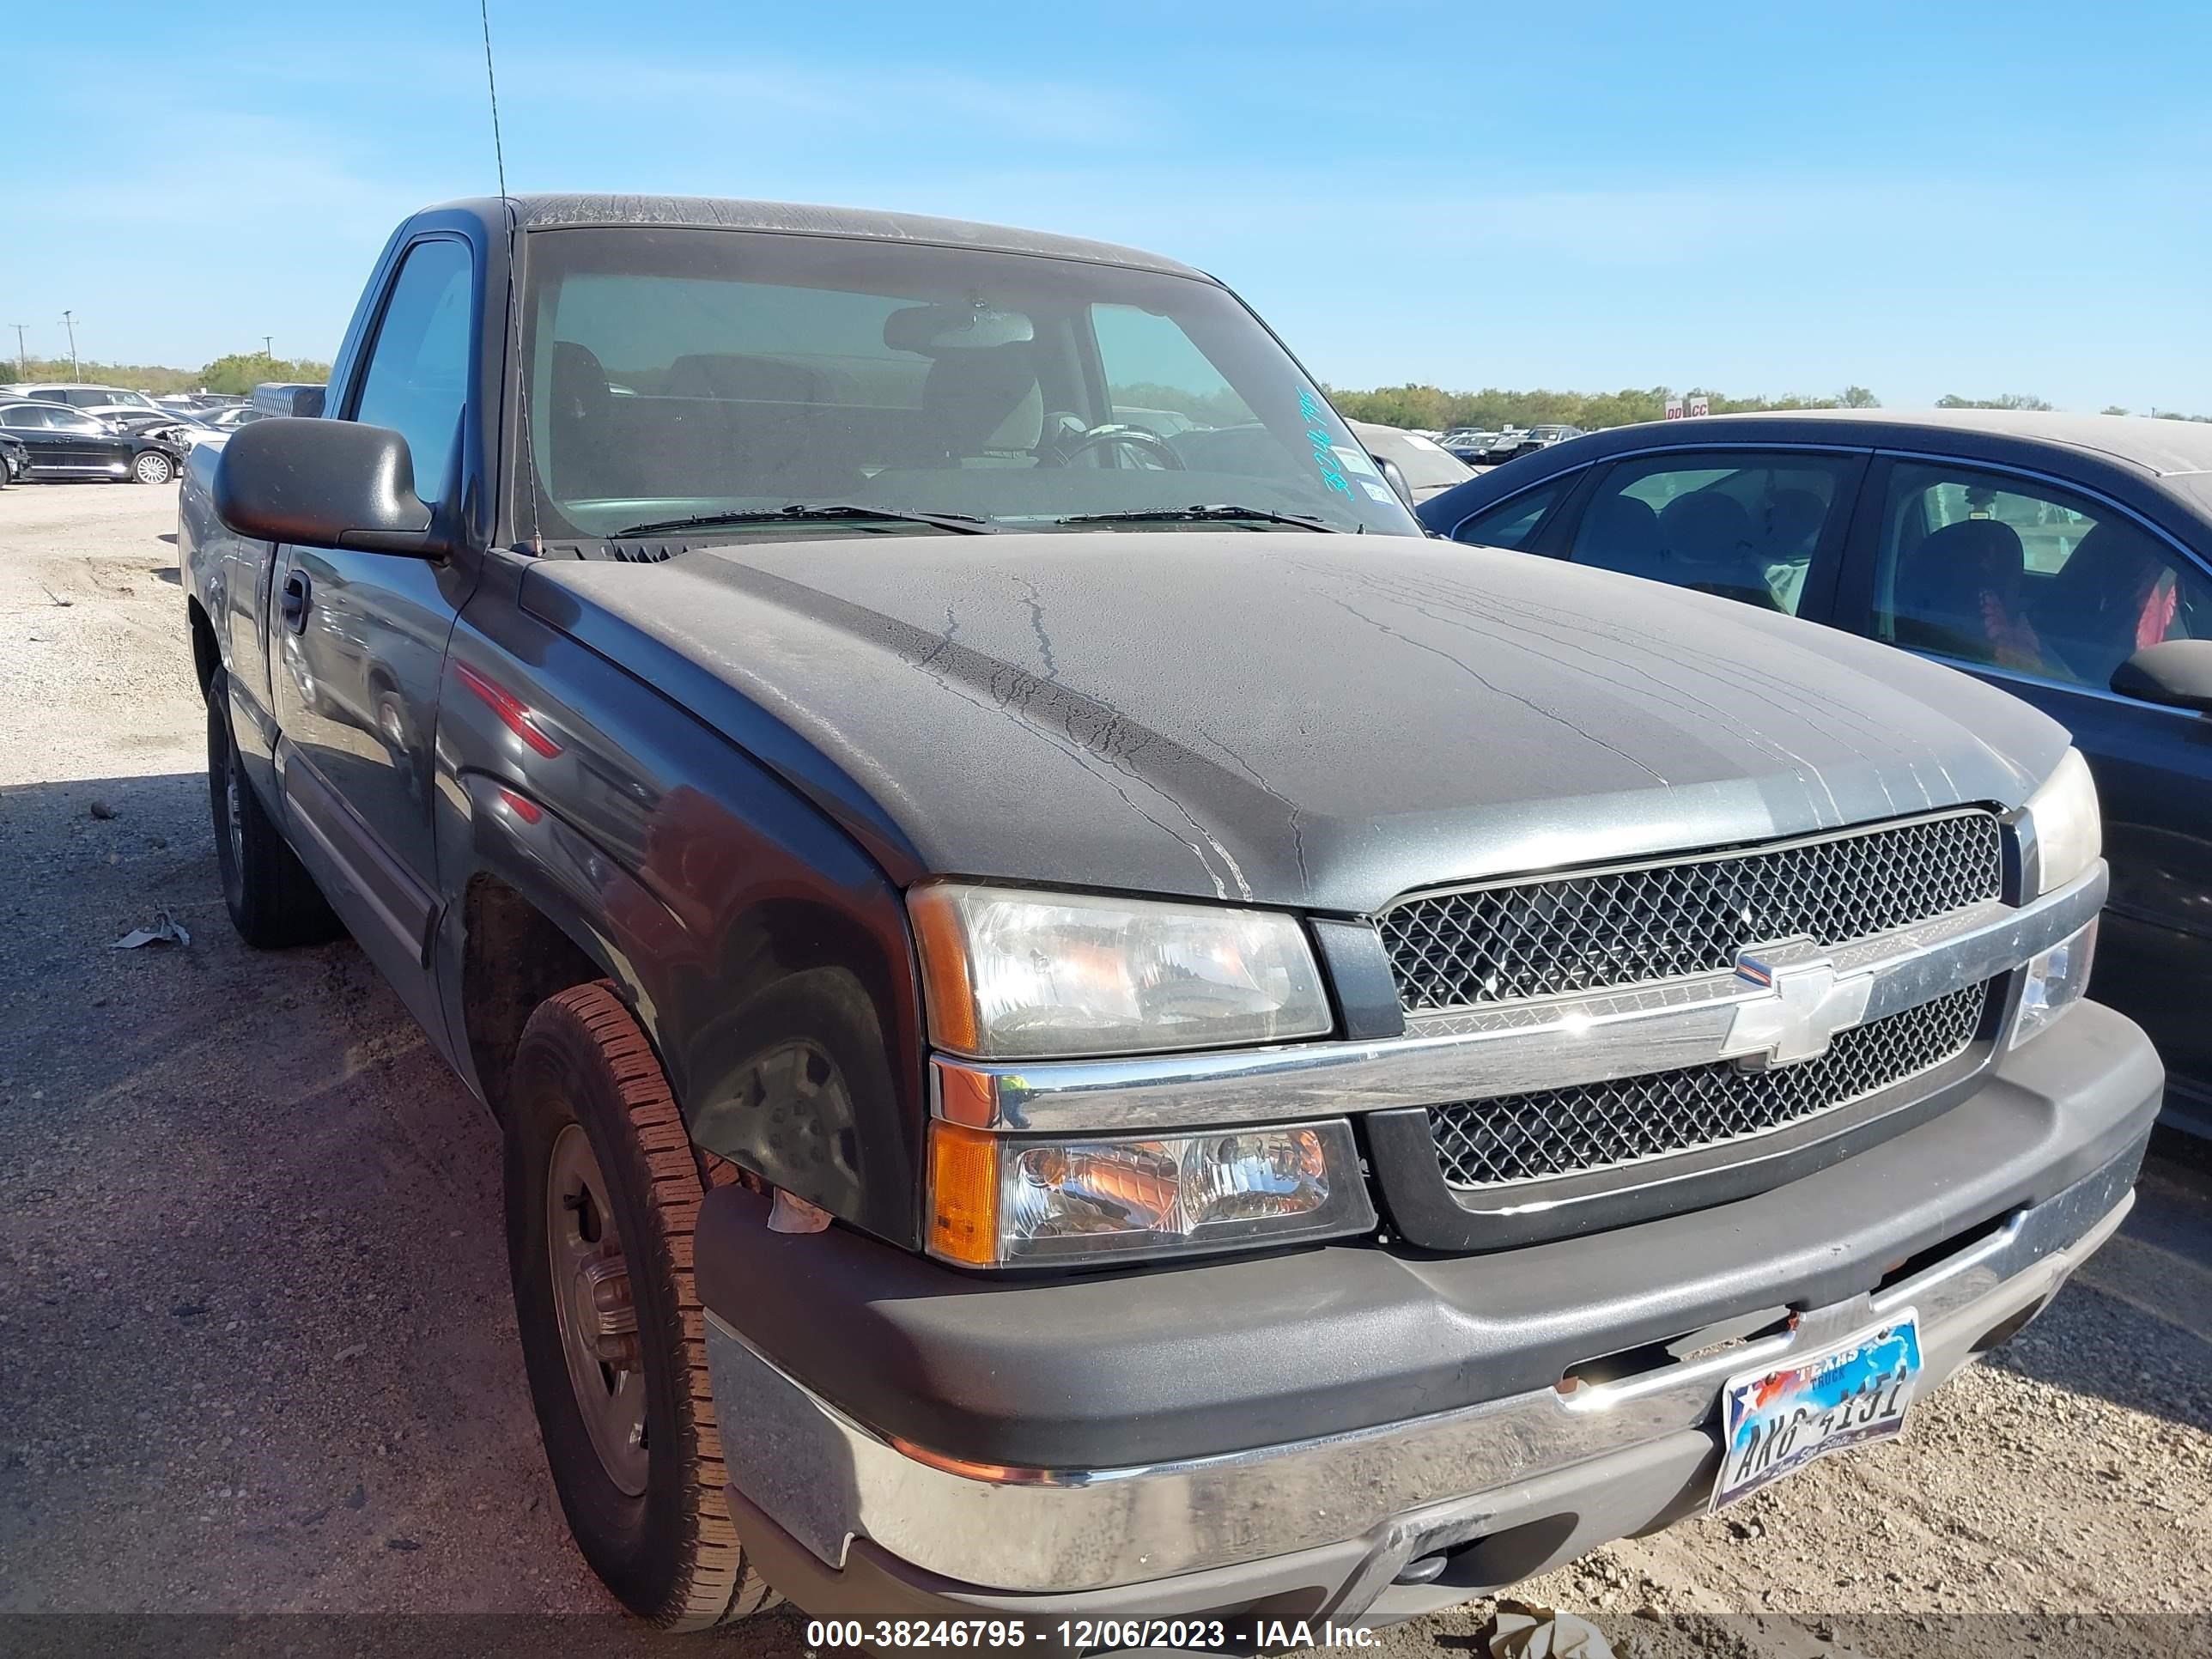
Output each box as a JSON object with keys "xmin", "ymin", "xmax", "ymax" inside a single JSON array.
[
  {"xmin": 0, "ymin": 399, "xmax": 186, "ymax": 483},
  {"xmin": 1419, "ymin": 410, "xmax": 2212, "ymax": 1136},
  {"xmin": 1442, "ymin": 428, "xmax": 1499, "ymax": 464}
]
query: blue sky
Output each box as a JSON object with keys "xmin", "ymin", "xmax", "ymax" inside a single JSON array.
[{"xmin": 7, "ymin": 2, "xmax": 2209, "ymax": 410}]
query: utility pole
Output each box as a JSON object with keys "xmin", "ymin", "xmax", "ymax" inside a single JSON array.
[
  {"xmin": 60, "ymin": 311, "xmax": 80, "ymax": 381},
  {"xmin": 262, "ymin": 335, "xmax": 274, "ymax": 361},
  {"xmin": 8, "ymin": 324, "xmax": 26, "ymax": 381}
]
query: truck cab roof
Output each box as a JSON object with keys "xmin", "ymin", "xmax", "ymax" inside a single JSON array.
[{"xmin": 419, "ymin": 193, "xmax": 1209, "ymax": 280}]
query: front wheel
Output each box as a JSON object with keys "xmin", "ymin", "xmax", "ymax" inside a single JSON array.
[
  {"xmin": 506, "ymin": 981, "xmax": 780, "ymax": 1630},
  {"xmin": 132, "ymin": 449, "xmax": 175, "ymax": 484}
]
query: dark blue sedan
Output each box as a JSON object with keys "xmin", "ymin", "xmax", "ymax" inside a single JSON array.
[{"xmin": 1419, "ymin": 410, "xmax": 2212, "ymax": 1137}]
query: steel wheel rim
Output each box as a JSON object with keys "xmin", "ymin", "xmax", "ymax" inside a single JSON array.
[
  {"xmin": 545, "ymin": 1122, "xmax": 649, "ymax": 1497},
  {"xmin": 223, "ymin": 753, "xmax": 245, "ymax": 875}
]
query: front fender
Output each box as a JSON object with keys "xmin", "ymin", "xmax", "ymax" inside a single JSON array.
[{"xmin": 436, "ymin": 584, "xmax": 927, "ymax": 1248}]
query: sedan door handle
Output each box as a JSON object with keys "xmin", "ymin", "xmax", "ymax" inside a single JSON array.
[{"xmin": 279, "ymin": 568, "xmax": 312, "ymax": 633}]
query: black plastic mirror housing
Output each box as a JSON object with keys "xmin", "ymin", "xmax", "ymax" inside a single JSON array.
[{"xmin": 212, "ymin": 417, "xmax": 450, "ymax": 557}]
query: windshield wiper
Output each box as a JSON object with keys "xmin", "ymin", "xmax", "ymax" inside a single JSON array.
[
  {"xmin": 610, "ymin": 503, "xmax": 1000, "ymax": 538},
  {"xmin": 1050, "ymin": 504, "xmax": 1343, "ymax": 533}
]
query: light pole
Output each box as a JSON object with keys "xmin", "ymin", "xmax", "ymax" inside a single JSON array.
[
  {"xmin": 8, "ymin": 324, "xmax": 26, "ymax": 381},
  {"xmin": 60, "ymin": 311, "xmax": 81, "ymax": 381},
  {"xmin": 262, "ymin": 335, "xmax": 274, "ymax": 362}
]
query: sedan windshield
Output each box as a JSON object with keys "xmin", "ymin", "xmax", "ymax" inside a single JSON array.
[{"xmin": 515, "ymin": 226, "xmax": 1421, "ymax": 540}]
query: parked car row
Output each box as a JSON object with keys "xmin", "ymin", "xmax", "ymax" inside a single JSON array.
[
  {"xmin": 1438, "ymin": 423, "xmax": 1586, "ymax": 465},
  {"xmin": 1418, "ymin": 409, "xmax": 2212, "ymax": 1139},
  {"xmin": 0, "ymin": 382, "xmax": 308, "ymax": 486},
  {"xmin": 0, "ymin": 397, "xmax": 186, "ymax": 483}
]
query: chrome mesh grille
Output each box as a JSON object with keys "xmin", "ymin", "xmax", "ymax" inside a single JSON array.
[
  {"xmin": 1379, "ymin": 811, "xmax": 2003, "ymax": 1012},
  {"xmin": 1427, "ymin": 981, "xmax": 1991, "ymax": 1189}
]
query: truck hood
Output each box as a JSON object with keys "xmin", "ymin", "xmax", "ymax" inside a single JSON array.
[{"xmin": 526, "ymin": 532, "xmax": 2068, "ymax": 914}]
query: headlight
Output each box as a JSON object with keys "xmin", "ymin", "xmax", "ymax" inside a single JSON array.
[
  {"xmin": 927, "ymin": 1118, "xmax": 1374, "ymax": 1266},
  {"xmin": 908, "ymin": 883, "xmax": 1332, "ymax": 1060},
  {"xmin": 2012, "ymin": 919, "xmax": 2098, "ymax": 1048},
  {"xmin": 2023, "ymin": 748, "xmax": 2101, "ymax": 896}
]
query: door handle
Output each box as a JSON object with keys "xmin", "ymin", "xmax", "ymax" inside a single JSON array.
[{"xmin": 279, "ymin": 569, "xmax": 312, "ymax": 633}]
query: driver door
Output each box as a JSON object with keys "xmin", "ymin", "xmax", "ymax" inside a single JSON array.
[{"xmin": 269, "ymin": 234, "xmax": 478, "ymax": 1030}]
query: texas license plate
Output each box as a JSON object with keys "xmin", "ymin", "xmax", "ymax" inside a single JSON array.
[{"xmin": 1712, "ymin": 1310, "xmax": 1923, "ymax": 1510}]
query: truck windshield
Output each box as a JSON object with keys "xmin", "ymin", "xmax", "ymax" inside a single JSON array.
[{"xmin": 514, "ymin": 226, "xmax": 1421, "ymax": 541}]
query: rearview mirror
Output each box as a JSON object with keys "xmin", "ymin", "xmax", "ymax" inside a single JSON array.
[
  {"xmin": 213, "ymin": 417, "xmax": 450, "ymax": 557},
  {"xmin": 2111, "ymin": 640, "xmax": 2212, "ymax": 713}
]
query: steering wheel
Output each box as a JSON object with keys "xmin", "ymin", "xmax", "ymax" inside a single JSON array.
[{"xmin": 1057, "ymin": 423, "xmax": 1186, "ymax": 471}]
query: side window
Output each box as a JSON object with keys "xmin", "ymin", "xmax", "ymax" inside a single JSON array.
[
  {"xmin": 1567, "ymin": 451, "xmax": 1856, "ymax": 615},
  {"xmin": 1452, "ymin": 483, "xmax": 1563, "ymax": 550},
  {"xmin": 1875, "ymin": 460, "xmax": 2210, "ymax": 690},
  {"xmin": 350, "ymin": 238, "xmax": 474, "ymax": 505},
  {"xmin": 3, "ymin": 407, "xmax": 52, "ymax": 428}
]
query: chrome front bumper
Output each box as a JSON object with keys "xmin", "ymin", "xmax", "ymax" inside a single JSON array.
[{"xmin": 703, "ymin": 1142, "xmax": 2138, "ymax": 1602}]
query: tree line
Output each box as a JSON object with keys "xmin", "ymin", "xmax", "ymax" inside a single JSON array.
[
  {"xmin": 8, "ymin": 350, "xmax": 2205, "ymax": 428},
  {"xmin": 5, "ymin": 351, "xmax": 333, "ymax": 396},
  {"xmin": 1325, "ymin": 383, "xmax": 2210, "ymax": 431}
]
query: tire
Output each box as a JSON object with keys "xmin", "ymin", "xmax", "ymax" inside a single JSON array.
[
  {"xmin": 506, "ymin": 981, "xmax": 779, "ymax": 1630},
  {"xmin": 133, "ymin": 449, "xmax": 175, "ymax": 484},
  {"xmin": 205, "ymin": 678, "xmax": 342, "ymax": 947}
]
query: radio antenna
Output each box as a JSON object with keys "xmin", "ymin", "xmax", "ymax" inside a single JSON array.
[
  {"xmin": 478, "ymin": 0, "xmax": 510, "ymax": 200},
  {"xmin": 479, "ymin": 0, "xmax": 540, "ymax": 550}
]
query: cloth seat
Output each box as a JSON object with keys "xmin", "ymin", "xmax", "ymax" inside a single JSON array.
[{"xmin": 1892, "ymin": 518, "xmax": 2033, "ymax": 665}]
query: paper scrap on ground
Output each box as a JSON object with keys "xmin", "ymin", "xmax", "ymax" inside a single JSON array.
[{"xmin": 112, "ymin": 912, "xmax": 190, "ymax": 950}]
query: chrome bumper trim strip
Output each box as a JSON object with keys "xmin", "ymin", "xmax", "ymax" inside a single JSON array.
[
  {"xmin": 704, "ymin": 1152, "xmax": 2135, "ymax": 1593},
  {"xmin": 933, "ymin": 865, "xmax": 2106, "ymax": 1134}
]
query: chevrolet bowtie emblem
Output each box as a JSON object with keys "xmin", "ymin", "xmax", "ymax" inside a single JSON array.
[{"xmin": 1720, "ymin": 940, "xmax": 1875, "ymax": 1069}]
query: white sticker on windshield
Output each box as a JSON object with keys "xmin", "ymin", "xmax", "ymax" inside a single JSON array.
[
  {"xmin": 1332, "ymin": 445, "xmax": 1382, "ymax": 478},
  {"xmin": 1360, "ymin": 479, "xmax": 1394, "ymax": 501}
]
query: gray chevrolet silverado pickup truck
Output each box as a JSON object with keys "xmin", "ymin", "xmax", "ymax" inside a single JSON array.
[{"xmin": 179, "ymin": 195, "xmax": 2160, "ymax": 1645}]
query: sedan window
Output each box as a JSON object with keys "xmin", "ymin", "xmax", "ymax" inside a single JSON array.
[
  {"xmin": 1567, "ymin": 452, "xmax": 1856, "ymax": 615},
  {"xmin": 2, "ymin": 405, "xmax": 54, "ymax": 428},
  {"xmin": 1874, "ymin": 461, "xmax": 2210, "ymax": 692},
  {"xmin": 1450, "ymin": 481, "xmax": 1565, "ymax": 549}
]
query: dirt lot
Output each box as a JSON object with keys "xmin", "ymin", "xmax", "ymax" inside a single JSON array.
[{"xmin": 1, "ymin": 483, "xmax": 2207, "ymax": 1657}]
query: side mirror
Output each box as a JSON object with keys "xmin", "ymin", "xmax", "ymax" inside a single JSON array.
[
  {"xmin": 2110, "ymin": 639, "xmax": 2212, "ymax": 713},
  {"xmin": 1371, "ymin": 454, "xmax": 1418, "ymax": 512},
  {"xmin": 213, "ymin": 417, "xmax": 450, "ymax": 557}
]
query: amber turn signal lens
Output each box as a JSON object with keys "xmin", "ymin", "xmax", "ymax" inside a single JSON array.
[
  {"xmin": 908, "ymin": 884, "xmax": 981, "ymax": 1056},
  {"xmin": 927, "ymin": 1121, "xmax": 1000, "ymax": 1266}
]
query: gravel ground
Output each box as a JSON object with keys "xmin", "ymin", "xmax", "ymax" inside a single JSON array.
[{"xmin": 1, "ymin": 483, "xmax": 2206, "ymax": 1658}]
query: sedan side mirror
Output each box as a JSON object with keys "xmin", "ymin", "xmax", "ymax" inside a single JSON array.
[
  {"xmin": 213, "ymin": 417, "xmax": 451, "ymax": 557},
  {"xmin": 2111, "ymin": 639, "xmax": 2212, "ymax": 714}
]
